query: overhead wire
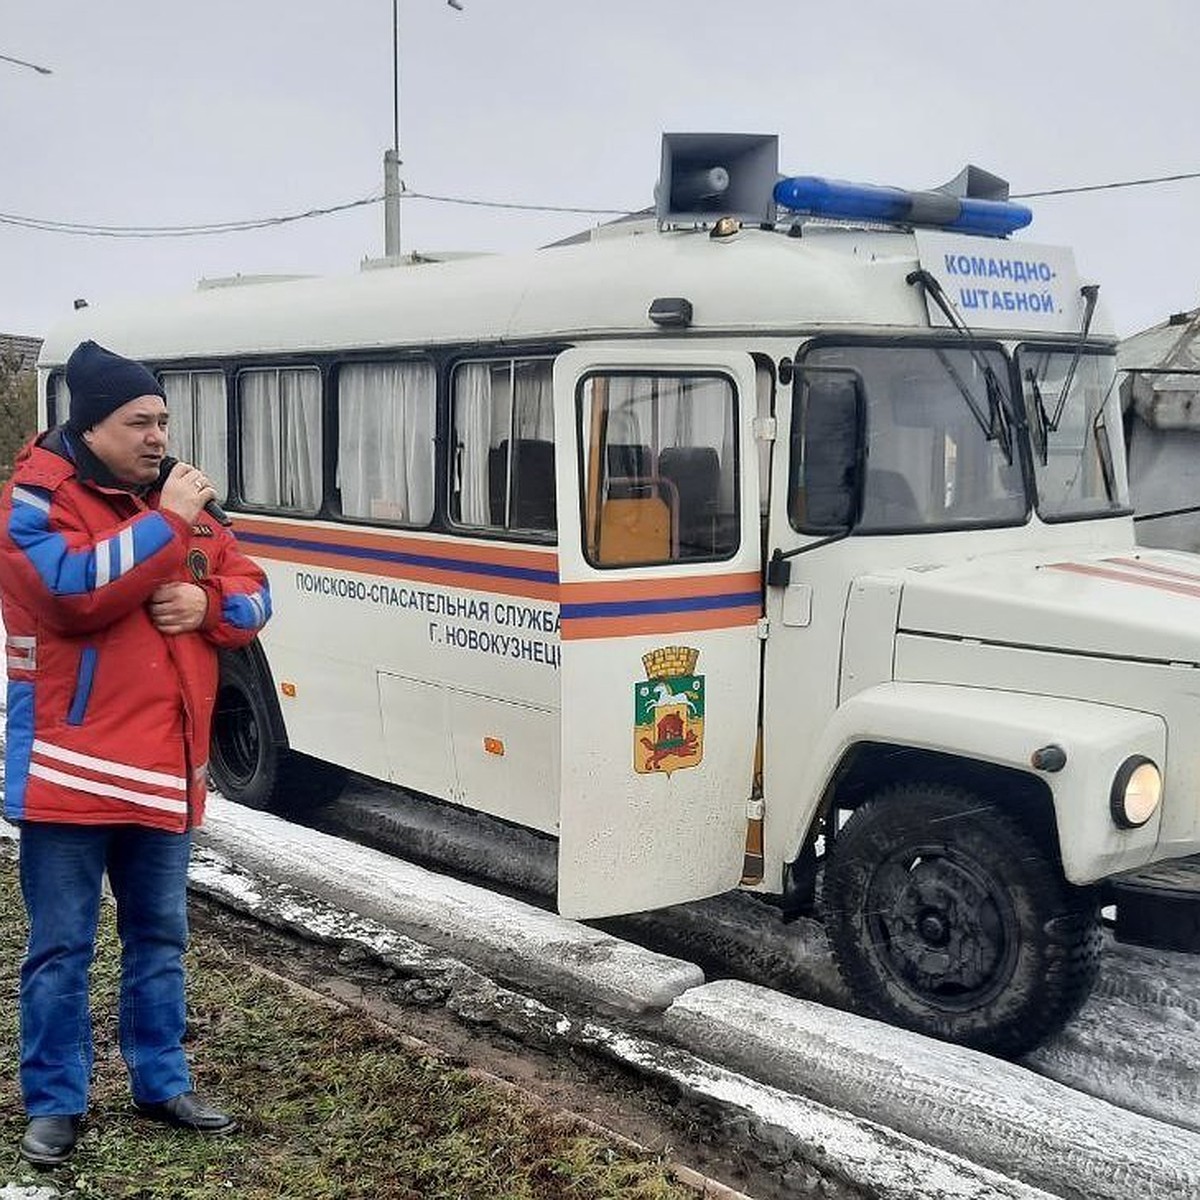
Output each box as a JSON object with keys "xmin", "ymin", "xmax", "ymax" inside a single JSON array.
[
  {"xmin": 0, "ymin": 167, "xmax": 1197, "ymax": 240},
  {"xmin": 1012, "ymin": 170, "xmax": 1200, "ymax": 199}
]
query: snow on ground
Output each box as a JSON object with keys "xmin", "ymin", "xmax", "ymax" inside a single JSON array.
[
  {"xmin": 4, "ymin": 711, "xmax": 1200, "ymax": 1197},
  {"xmin": 197, "ymin": 804, "xmax": 1200, "ymax": 1198},
  {"xmin": 1024, "ymin": 943, "xmax": 1200, "ymax": 1133},
  {"xmin": 667, "ymin": 980, "xmax": 1200, "ymax": 1200},
  {"xmin": 173, "ymin": 835, "xmax": 1063, "ymax": 1200},
  {"xmin": 309, "ymin": 776, "xmax": 1200, "ymax": 1135},
  {"xmin": 198, "ymin": 794, "xmax": 702, "ymax": 1015}
]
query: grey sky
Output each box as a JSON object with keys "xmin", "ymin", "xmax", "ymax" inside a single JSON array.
[{"xmin": 1, "ymin": 1, "xmax": 1196, "ymax": 340}]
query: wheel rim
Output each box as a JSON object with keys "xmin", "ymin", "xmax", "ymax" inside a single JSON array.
[
  {"xmin": 211, "ymin": 683, "xmax": 262, "ymax": 789},
  {"xmin": 865, "ymin": 844, "xmax": 1020, "ymax": 1011}
]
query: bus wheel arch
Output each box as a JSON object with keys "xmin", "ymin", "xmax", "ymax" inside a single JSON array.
[
  {"xmin": 783, "ymin": 742, "xmax": 1065, "ymax": 914},
  {"xmin": 209, "ymin": 645, "xmax": 345, "ymax": 813},
  {"xmin": 823, "ymin": 741, "xmax": 1062, "ymax": 857},
  {"xmin": 819, "ymin": 777, "xmax": 1101, "ymax": 1057}
]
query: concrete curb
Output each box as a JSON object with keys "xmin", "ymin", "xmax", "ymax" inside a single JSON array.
[
  {"xmin": 187, "ymin": 842, "xmax": 1052, "ymax": 1200},
  {"xmin": 196, "ymin": 798, "xmax": 702, "ymax": 1015},
  {"xmin": 665, "ymin": 979, "xmax": 1200, "ymax": 1200}
]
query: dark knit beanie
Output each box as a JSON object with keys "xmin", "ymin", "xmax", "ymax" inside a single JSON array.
[{"xmin": 65, "ymin": 340, "xmax": 165, "ymax": 431}]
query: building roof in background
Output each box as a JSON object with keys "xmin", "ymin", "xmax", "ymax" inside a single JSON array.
[
  {"xmin": 0, "ymin": 333, "xmax": 43, "ymax": 373},
  {"xmin": 1118, "ymin": 309, "xmax": 1200, "ymax": 373}
]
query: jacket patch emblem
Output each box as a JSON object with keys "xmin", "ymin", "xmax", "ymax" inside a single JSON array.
[
  {"xmin": 633, "ymin": 645, "xmax": 704, "ymax": 776},
  {"xmin": 191, "ymin": 523, "xmax": 215, "ymax": 537},
  {"xmin": 187, "ymin": 548, "xmax": 210, "ymax": 582}
]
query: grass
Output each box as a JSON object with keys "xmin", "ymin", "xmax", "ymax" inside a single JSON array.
[{"xmin": 0, "ymin": 847, "xmax": 696, "ymax": 1199}]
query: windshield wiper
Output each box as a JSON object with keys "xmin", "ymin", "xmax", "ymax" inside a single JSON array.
[
  {"xmin": 1025, "ymin": 368, "xmax": 1050, "ymax": 465},
  {"xmin": 986, "ymin": 368, "xmax": 1014, "ymax": 462},
  {"xmin": 1092, "ymin": 405, "xmax": 1117, "ymax": 501},
  {"xmin": 1049, "ymin": 283, "xmax": 1100, "ymax": 431},
  {"xmin": 933, "ymin": 347, "xmax": 992, "ymax": 438},
  {"xmin": 907, "ymin": 269, "xmax": 1014, "ymax": 463}
]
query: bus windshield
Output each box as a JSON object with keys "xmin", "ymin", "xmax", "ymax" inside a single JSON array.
[
  {"xmin": 1016, "ymin": 346, "xmax": 1128, "ymax": 521},
  {"xmin": 801, "ymin": 343, "xmax": 1027, "ymax": 531}
]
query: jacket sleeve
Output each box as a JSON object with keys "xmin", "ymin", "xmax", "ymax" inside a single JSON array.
[
  {"xmin": 196, "ymin": 528, "xmax": 272, "ymax": 649},
  {"xmin": 0, "ymin": 480, "xmax": 187, "ymax": 635}
]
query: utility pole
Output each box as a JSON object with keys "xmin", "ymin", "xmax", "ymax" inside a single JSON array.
[
  {"xmin": 0, "ymin": 52, "xmax": 52, "ymax": 75},
  {"xmin": 384, "ymin": 0, "xmax": 462, "ymax": 258}
]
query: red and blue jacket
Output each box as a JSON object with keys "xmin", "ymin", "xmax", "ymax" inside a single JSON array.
[{"xmin": 0, "ymin": 432, "xmax": 271, "ymax": 831}]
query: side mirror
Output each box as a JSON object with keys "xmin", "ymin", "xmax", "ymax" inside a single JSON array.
[{"xmin": 790, "ymin": 367, "xmax": 865, "ymax": 534}]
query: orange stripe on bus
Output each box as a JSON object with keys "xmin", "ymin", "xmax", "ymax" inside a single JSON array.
[
  {"xmin": 233, "ymin": 517, "xmax": 557, "ymax": 573},
  {"xmin": 1047, "ymin": 560, "xmax": 1200, "ymax": 601},
  {"xmin": 560, "ymin": 607, "xmax": 760, "ymax": 641},
  {"xmin": 249, "ymin": 542, "xmax": 559, "ymax": 602},
  {"xmin": 1104, "ymin": 556, "xmax": 1200, "ymax": 584},
  {"xmin": 559, "ymin": 570, "xmax": 761, "ymax": 604}
]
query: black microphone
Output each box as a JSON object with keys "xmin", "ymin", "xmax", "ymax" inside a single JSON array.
[{"xmin": 157, "ymin": 456, "xmax": 233, "ymax": 527}]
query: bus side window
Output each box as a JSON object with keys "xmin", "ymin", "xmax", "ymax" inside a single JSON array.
[
  {"xmin": 239, "ymin": 365, "xmax": 323, "ymax": 514},
  {"xmin": 336, "ymin": 360, "xmax": 435, "ymax": 525},
  {"xmin": 452, "ymin": 357, "xmax": 556, "ymax": 538},
  {"xmin": 160, "ymin": 370, "xmax": 229, "ymax": 503}
]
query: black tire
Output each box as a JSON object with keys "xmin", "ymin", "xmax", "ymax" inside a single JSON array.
[
  {"xmin": 821, "ymin": 783, "xmax": 1102, "ymax": 1057},
  {"xmin": 209, "ymin": 650, "xmax": 345, "ymax": 814}
]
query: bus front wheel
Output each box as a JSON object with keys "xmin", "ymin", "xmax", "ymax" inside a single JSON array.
[{"xmin": 821, "ymin": 783, "xmax": 1102, "ymax": 1057}]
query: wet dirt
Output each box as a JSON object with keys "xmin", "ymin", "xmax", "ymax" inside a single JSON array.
[{"xmin": 190, "ymin": 892, "xmax": 866, "ymax": 1200}]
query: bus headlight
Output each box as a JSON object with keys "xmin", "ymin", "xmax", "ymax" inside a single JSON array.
[{"xmin": 1110, "ymin": 757, "xmax": 1162, "ymax": 829}]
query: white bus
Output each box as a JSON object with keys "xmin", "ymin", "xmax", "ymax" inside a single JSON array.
[{"xmin": 37, "ymin": 135, "xmax": 1200, "ymax": 1057}]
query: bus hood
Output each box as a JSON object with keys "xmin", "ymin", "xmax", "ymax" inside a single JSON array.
[{"xmin": 896, "ymin": 548, "xmax": 1200, "ymax": 665}]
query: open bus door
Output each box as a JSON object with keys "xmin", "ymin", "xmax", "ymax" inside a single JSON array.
[{"xmin": 553, "ymin": 348, "xmax": 763, "ymax": 919}]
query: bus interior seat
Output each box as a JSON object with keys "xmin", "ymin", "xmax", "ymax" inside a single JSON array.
[
  {"xmin": 606, "ymin": 443, "xmax": 654, "ymax": 497},
  {"xmin": 488, "ymin": 444, "xmax": 507, "ymax": 524},
  {"xmin": 658, "ymin": 445, "xmax": 720, "ymax": 556},
  {"xmin": 598, "ymin": 493, "xmax": 673, "ymax": 563},
  {"xmin": 489, "ymin": 439, "xmax": 557, "ymax": 531},
  {"xmin": 862, "ymin": 468, "xmax": 923, "ymax": 528},
  {"xmin": 511, "ymin": 438, "xmax": 556, "ymax": 531}
]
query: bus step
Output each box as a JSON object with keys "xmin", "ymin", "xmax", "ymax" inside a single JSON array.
[{"xmin": 1107, "ymin": 855, "xmax": 1200, "ymax": 954}]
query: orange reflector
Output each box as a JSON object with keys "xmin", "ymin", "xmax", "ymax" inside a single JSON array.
[
  {"xmin": 280, "ymin": 681, "xmax": 297, "ymax": 698},
  {"xmin": 483, "ymin": 737, "xmax": 505, "ymax": 756}
]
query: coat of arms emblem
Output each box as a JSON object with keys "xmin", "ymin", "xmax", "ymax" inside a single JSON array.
[{"xmin": 633, "ymin": 645, "xmax": 705, "ymax": 775}]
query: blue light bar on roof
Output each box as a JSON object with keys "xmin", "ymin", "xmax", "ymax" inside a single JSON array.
[{"xmin": 773, "ymin": 176, "xmax": 1032, "ymax": 238}]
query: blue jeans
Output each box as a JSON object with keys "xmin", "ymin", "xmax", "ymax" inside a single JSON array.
[{"xmin": 18, "ymin": 822, "xmax": 194, "ymax": 1116}]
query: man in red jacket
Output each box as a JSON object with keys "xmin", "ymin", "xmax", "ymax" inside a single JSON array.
[{"xmin": 0, "ymin": 340, "xmax": 272, "ymax": 1167}]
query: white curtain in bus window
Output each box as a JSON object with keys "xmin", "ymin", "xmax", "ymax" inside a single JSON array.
[
  {"xmin": 455, "ymin": 362, "xmax": 496, "ymax": 525},
  {"xmin": 584, "ymin": 372, "xmax": 737, "ymax": 565},
  {"xmin": 337, "ymin": 361, "xmax": 435, "ymax": 524},
  {"xmin": 160, "ymin": 371, "xmax": 228, "ymax": 500},
  {"xmin": 239, "ymin": 367, "xmax": 322, "ymax": 512},
  {"xmin": 453, "ymin": 359, "xmax": 554, "ymax": 531}
]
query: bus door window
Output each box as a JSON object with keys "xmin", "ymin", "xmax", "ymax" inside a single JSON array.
[
  {"xmin": 337, "ymin": 360, "xmax": 436, "ymax": 524},
  {"xmin": 160, "ymin": 370, "xmax": 229, "ymax": 501},
  {"xmin": 238, "ymin": 366, "xmax": 322, "ymax": 513},
  {"xmin": 451, "ymin": 358, "xmax": 555, "ymax": 535},
  {"xmin": 579, "ymin": 371, "xmax": 739, "ymax": 566}
]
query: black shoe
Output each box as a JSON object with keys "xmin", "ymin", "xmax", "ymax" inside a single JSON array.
[
  {"xmin": 20, "ymin": 1115, "xmax": 81, "ymax": 1167},
  {"xmin": 134, "ymin": 1091, "xmax": 238, "ymax": 1135}
]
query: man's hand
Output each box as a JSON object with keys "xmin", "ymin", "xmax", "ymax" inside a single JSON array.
[
  {"xmin": 148, "ymin": 582, "xmax": 209, "ymax": 634},
  {"xmin": 159, "ymin": 460, "xmax": 215, "ymax": 524}
]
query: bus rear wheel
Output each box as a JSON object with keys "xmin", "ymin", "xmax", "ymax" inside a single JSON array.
[{"xmin": 821, "ymin": 783, "xmax": 1101, "ymax": 1057}]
